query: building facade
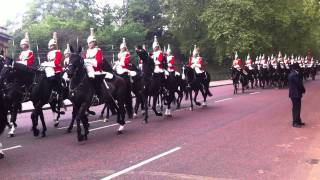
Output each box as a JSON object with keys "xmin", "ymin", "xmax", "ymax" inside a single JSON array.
[{"xmin": 0, "ymin": 26, "xmax": 11, "ymax": 55}]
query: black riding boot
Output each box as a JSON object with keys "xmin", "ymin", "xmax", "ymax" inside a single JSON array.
[{"xmin": 89, "ymin": 78, "xmax": 100, "ymax": 105}]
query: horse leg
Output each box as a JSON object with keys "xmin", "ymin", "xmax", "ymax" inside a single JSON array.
[
  {"xmin": 151, "ymin": 93, "xmax": 162, "ymax": 117},
  {"xmin": 117, "ymin": 101, "xmax": 126, "ymax": 135},
  {"xmin": 200, "ymin": 88, "xmax": 207, "ymax": 107},
  {"xmin": 75, "ymin": 103, "xmax": 89, "ymax": 142},
  {"xmin": 31, "ymin": 110, "xmax": 40, "ymax": 137},
  {"xmin": 165, "ymin": 91, "xmax": 174, "ymax": 117},
  {"xmin": 82, "ymin": 113, "xmax": 89, "ymax": 140},
  {"xmin": 8, "ymin": 107, "xmax": 18, "ymax": 137},
  {"xmin": 142, "ymin": 94, "xmax": 149, "ymax": 123},
  {"xmin": 39, "ymin": 109, "xmax": 47, "ymax": 137},
  {"xmin": 189, "ymin": 88, "xmax": 194, "ymax": 111},
  {"xmin": 0, "ymin": 143, "xmax": 4, "ymax": 159},
  {"xmin": 194, "ymin": 89, "xmax": 201, "ymax": 106},
  {"xmin": 67, "ymin": 105, "xmax": 77, "ymax": 133},
  {"xmin": 100, "ymin": 103, "xmax": 107, "ymax": 119}
]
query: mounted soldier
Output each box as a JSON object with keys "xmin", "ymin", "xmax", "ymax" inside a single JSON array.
[
  {"xmin": 114, "ymin": 38, "xmax": 131, "ymax": 76},
  {"xmin": 232, "ymin": 51, "xmax": 241, "ymax": 70},
  {"xmin": 15, "ymin": 32, "xmax": 35, "ymax": 73},
  {"xmin": 165, "ymin": 44, "xmax": 178, "ymax": 76},
  {"xmin": 151, "ymin": 36, "xmax": 165, "ymax": 86},
  {"xmin": 188, "ymin": 45, "xmax": 212, "ymax": 97},
  {"xmin": 245, "ymin": 53, "xmax": 253, "ymax": 70},
  {"xmin": 84, "ymin": 28, "xmax": 103, "ymax": 80}
]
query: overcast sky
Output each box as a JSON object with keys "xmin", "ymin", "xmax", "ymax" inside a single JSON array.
[{"xmin": 0, "ymin": 0, "xmax": 122, "ymax": 27}]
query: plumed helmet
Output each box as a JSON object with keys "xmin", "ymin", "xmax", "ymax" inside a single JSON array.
[
  {"xmin": 87, "ymin": 28, "xmax": 96, "ymax": 44},
  {"xmin": 234, "ymin": 51, "xmax": 238, "ymax": 60},
  {"xmin": 48, "ymin": 32, "xmax": 58, "ymax": 49},
  {"xmin": 246, "ymin": 53, "xmax": 250, "ymax": 61},
  {"xmin": 193, "ymin": 45, "xmax": 199, "ymax": 56},
  {"xmin": 20, "ymin": 32, "xmax": 30, "ymax": 46},
  {"xmin": 152, "ymin": 36, "xmax": 160, "ymax": 49},
  {"xmin": 166, "ymin": 44, "xmax": 172, "ymax": 55},
  {"xmin": 120, "ymin": 37, "xmax": 127, "ymax": 49},
  {"xmin": 64, "ymin": 44, "xmax": 71, "ymax": 55}
]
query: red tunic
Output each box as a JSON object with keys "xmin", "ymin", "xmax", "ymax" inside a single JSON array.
[
  {"xmin": 188, "ymin": 56, "xmax": 204, "ymax": 69},
  {"xmin": 118, "ymin": 51, "xmax": 130, "ymax": 69},
  {"xmin": 19, "ymin": 50, "xmax": 34, "ymax": 67},
  {"xmin": 47, "ymin": 50, "xmax": 63, "ymax": 72},
  {"xmin": 85, "ymin": 47, "xmax": 103, "ymax": 72},
  {"xmin": 167, "ymin": 55, "xmax": 176, "ymax": 71},
  {"xmin": 152, "ymin": 50, "xmax": 164, "ymax": 69}
]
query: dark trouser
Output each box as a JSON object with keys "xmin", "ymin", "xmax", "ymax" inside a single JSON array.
[{"xmin": 291, "ymin": 97, "xmax": 302, "ymax": 125}]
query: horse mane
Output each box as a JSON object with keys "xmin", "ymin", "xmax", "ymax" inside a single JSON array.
[{"xmin": 101, "ymin": 58, "xmax": 114, "ymax": 73}]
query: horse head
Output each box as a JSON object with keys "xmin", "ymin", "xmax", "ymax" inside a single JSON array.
[
  {"xmin": 0, "ymin": 56, "xmax": 14, "ymax": 83},
  {"xmin": 182, "ymin": 64, "xmax": 196, "ymax": 82},
  {"xmin": 67, "ymin": 45, "xmax": 84, "ymax": 79},
  {"xmin": 135, "ymin": 45, "xmax": 154, "ymax": 75}
]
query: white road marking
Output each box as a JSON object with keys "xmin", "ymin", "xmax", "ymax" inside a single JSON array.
[
  {"xmin": 215, "ymin": 98, "xmax": 233, "ymax": 103},
  {"xmin": 89, "ymin": 121, "xmax": 131, "ymax": 132},
  {"xmin": 58, "ymin": 119, "xmax": 104, "ymax": 130},
  {"xmin": 3, "ymin": 145, "xmax": 22, "ymax": 151},
  {"xmin": 101, "ymin": 147, "xmax": 181, "ymax": 180},
  {"xmin": 250, "ymin": 92, "xmax": 261, "ymax": 95}
]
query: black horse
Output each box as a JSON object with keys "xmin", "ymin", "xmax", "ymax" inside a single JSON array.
[
  {"xmin": 231, "ymin": 67, "xmax": 248, "ymax": 94},
  {"xmin": 0, "ymin": 89, "xmax": 8, "ymax": 159},
  {"xmin": 66, "ymin": 47, "xmax": 125, "ymax": 142},
  {"xmin": 182, "ymin": 65, "xmax": 210, "ymax": 110},
  {"xmin": 135, "ymin": 46, "xmax": 163, "ymax": 123}
]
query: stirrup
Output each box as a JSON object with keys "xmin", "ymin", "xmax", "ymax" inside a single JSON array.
[{"xmin": 91, "ymin": 94, "xmax": 100, "ymax": 106}]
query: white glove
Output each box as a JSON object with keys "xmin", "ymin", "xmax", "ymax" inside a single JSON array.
[
  {"xmin": 168, "ymin": 63, "xmax": 172, "ymax": 67},
  {"xmin": 154, "ymin": 60, "xmax": 161, "ymax": 65},
  {"xmin": 41, "ymin": 61, "xmax": 55, "ymax": 67},
  {"xmin": 84, "ymin": 59, "xmax": 97, "ymax": 67}
]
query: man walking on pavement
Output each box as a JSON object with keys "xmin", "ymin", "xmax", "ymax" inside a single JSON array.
[{"xmin": 288, "ymin": 63, "xmax": 306, "ymax": 128}]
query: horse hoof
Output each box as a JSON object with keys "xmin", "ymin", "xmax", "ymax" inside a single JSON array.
[
  {"xmin": 67, "ymin": 129, "xmax": 72, "ymax": 133},
  {"xmin": 8, "ymin": 134, "xmax": 14, "ymax": 138},
  {"xmin": 84, "ymin": 135, "xmax": 88, "ymax": 140},
  {"xmin": 41, "ymin": 132, "xmax": 46, "ymax": 137},
  {"xmin": 33, "ymin": 129, "xmax": 40, "ymax": 137},
  {"xmin": 133, "ymin": 113, "xmax": 137, "ymax": 118},
  {"xmin": 117, "ymin": 130, "xmax": 123, "ymax": 135},
  {"xmin": 196, "ymin": 103, "xmax": 201, "ymax": 106},
  {"xmin": 60, "ymin": 111, "xmax": 65, "ymax": 115},
  {"xmin": 0, "ymin": 153, "xmax": 4, "ymax": 159},
  {"xmin": 103, "ymin": 118, "xmax": 109, "ymax": 123},
  {"xmin": 156, "ymin": 112, "xmax": 163, "ymax": 116},
  {"xmin": 13, "ymin": 123, "xmax": 17, "ymax": 128},
  {"xmin": 54, "ymin": 122, "xmax": 59, "ymax": 128},
  {"xmin": 78, "ymin": 135, "xmax": 85, "ymax": 142},
  {"xmin": 142, "ymin": 120, "xmax": 148, "ymax": 124}
]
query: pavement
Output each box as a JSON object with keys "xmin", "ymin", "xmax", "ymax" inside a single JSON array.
[{"xmin": 1, "ymin": 77, "xmax": 320, "ymax": 179}]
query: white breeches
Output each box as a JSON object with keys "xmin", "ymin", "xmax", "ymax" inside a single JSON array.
[
  {"xmin": 85, "ymin": 65, "xmax": 95, "ymax": 78},
  {"xmin": 154, "ymin": 66, "xmax": 164, "ymax": 73},
  {"xmin": 44, "ymin": 67, "xmax": 55, "ymax": 78}
]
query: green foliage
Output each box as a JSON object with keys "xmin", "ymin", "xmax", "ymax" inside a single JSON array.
[{"xmin": 6, "ymin": 0, "xmax": 320, "ymax": 66}]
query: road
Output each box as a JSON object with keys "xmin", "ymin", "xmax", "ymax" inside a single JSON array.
[{"xmin": 1, "ymin": 78, "xmax": 320, "ymax": 180}]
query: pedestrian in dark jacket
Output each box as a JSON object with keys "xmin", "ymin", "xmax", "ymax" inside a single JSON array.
[{"xmin": 288, "ymin": 63, "xmax": 306, "ymax": 128}]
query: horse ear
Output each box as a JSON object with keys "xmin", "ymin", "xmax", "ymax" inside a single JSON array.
[
  {"xmin": 77, "ymin": 46, "xmax": 82, "ymax": 54},
  {"xmin": 69, "ymin": 45, "xmax": 74, "ymax": 53}
]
